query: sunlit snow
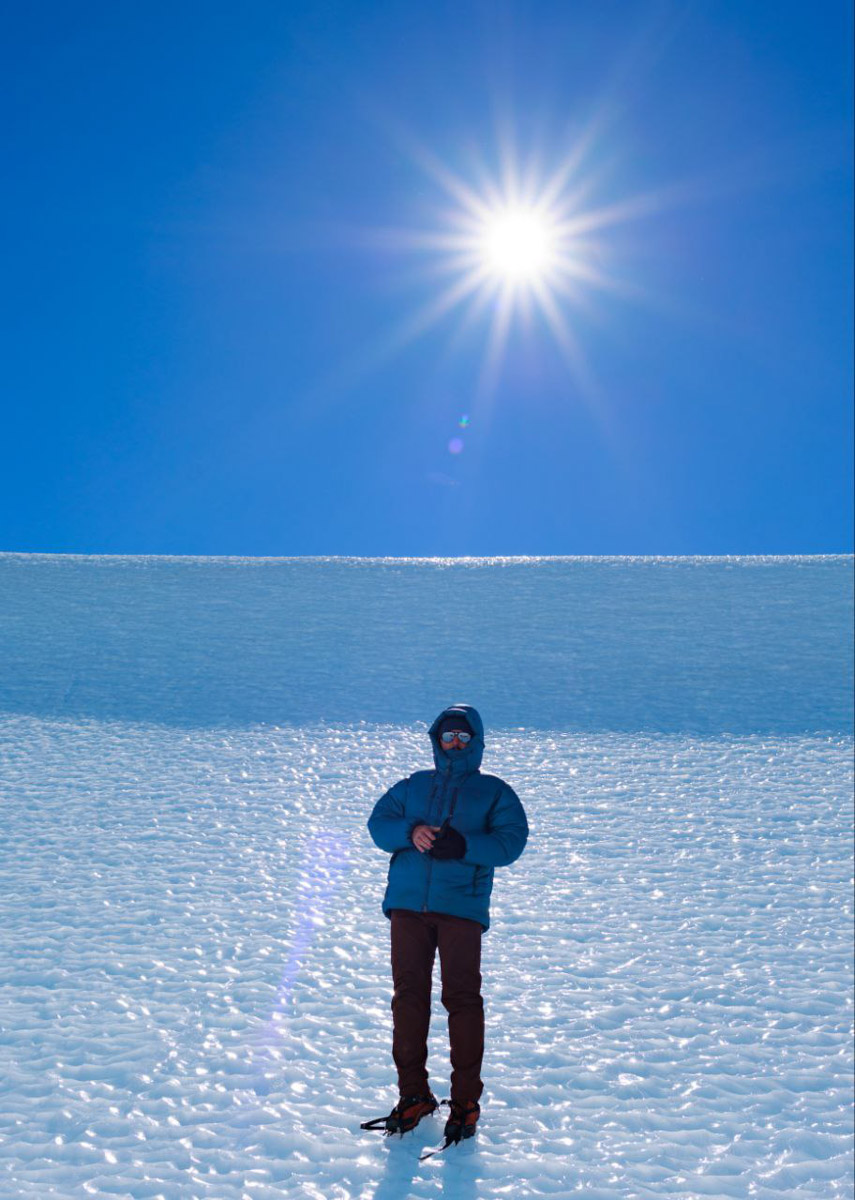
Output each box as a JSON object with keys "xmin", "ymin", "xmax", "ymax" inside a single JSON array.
[{"xmin": 0, "ymin": 554, "xmax": 852, "ymax": 1200}]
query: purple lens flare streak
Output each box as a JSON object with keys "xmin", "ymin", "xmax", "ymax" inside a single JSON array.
[{"xmin": 253, "ymin": 830, "xmax": 354, "ymax": 1089}]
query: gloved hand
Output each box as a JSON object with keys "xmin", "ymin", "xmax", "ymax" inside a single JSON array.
[{"xmin": 429, "ymin": 820, "xmax": 467, "ymax": 860}]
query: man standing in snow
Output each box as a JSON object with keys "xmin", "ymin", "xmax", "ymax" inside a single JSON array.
[{"xmin": 364, "ymin": 704, "xmax": 528, "ymax": 1146}]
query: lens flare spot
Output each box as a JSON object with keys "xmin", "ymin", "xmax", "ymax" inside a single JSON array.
[
  {"xmin": 448, "ymin": 437, "xmax": 464, "ymax": 454},
  {"xmin": 459, "ymin": 414, "xmax": 470, "ymax": 428}
]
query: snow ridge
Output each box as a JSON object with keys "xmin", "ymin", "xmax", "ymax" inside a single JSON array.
[{"xmin": 0, "ymin": 555, "xmax": 851, "ymax": 732}]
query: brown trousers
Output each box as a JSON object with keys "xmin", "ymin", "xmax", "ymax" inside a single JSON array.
[{"xmin": 389, "ymin": 909, "xmax": 484, "ymax": 1103}]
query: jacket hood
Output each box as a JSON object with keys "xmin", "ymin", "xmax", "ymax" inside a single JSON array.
[{"xmin": 429, "ymin": 704, "xmax": 484, "ymax": 776}]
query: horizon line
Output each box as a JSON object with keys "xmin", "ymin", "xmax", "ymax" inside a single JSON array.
[{"xmin": 1, "ymin": 551, "xmax": 852, "ymax": 565}]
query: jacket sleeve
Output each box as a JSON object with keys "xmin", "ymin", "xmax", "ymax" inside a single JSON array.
[
  {"xmin": 367, "ymin": 778, "xmax": 417, "ymax": 853},
  {"xmin": 462, "ymin": 782, "xmax": 528, "ymax": 868}
]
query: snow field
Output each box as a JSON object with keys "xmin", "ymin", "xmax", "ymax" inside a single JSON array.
[
  {"xmin": 1, "ymin": 716, "xmax": 852, "ymax": 1199},
  {"xmin": 1, "ymin": 554, "xmax": 850, "ymax": 735}
]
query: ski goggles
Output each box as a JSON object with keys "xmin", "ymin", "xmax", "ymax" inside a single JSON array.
[{"xmin": 440, "ymin": 730, "xmax": 472, "ymax": 744}]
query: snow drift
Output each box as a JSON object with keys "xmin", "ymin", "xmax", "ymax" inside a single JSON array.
[{"xmin": 0, "ymin": 554, "xmax": 852, "ymax": 1200}]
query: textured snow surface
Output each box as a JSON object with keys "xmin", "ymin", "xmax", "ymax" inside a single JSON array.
[
  {"xmin": 0, "ymin": 554, "xmax": 851, "ymax": 733},
  {"xmin": 1, "ymin": 717, "xmax": 852, "ymax": 1200},
  {"xmin": 1, "ymin": 555, "xmax": 852, "ymax": 1198}
]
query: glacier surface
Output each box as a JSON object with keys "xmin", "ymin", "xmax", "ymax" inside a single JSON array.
[{"xmin": 0, "ymin": 555, "xmax": 852, "ymax": 1200}]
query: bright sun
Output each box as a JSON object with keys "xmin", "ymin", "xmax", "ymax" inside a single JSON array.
[
  {"xmin": 359, "ymin": 121, "xmax": 653, "ymax": 399},
  {"xmin": 481, "ymin": 209, "xmax": 555, "ymax": 282}
]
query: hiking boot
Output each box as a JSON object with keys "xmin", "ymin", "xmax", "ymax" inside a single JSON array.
[
  {"xmin": 444, "ymin": 1098, "xmax": 480, "ymax": 1142},
  {"xmin": 385, "ymin": 1092, "xmax": 438, "ymax": 1134}
]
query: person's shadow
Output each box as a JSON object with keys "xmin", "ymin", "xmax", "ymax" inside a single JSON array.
[{"xmin": 370, "ymin": 1130, "xmax": 481, "ymax": 1200}]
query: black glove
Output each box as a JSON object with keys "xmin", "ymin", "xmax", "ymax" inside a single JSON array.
[{"xmin": 429, "ymin": 821, "xmax": 467, "ymax": 860}]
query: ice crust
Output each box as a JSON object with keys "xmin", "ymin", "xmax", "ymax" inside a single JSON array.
[
  {"xmin": 0, "ymin": 555, "xmax": 852, "ymax": 1199},
  {"xmin": 0, "ymin": 554, "xmax": 851, "ymax": 733}
]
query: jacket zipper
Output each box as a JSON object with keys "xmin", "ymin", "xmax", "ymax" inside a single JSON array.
[{"xmin": 422, "ymin": 770, "xmax": 451, "ymax": 912}]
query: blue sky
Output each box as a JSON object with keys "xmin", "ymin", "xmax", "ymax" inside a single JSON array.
[{"xmin": 2, "ymin": 0, "xmax": 852, "ymax": 556}]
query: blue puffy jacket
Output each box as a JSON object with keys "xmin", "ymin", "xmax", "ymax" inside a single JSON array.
[{"xmin": 367, "ymin": 705, "xmax": 528, "ymax": 931}]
